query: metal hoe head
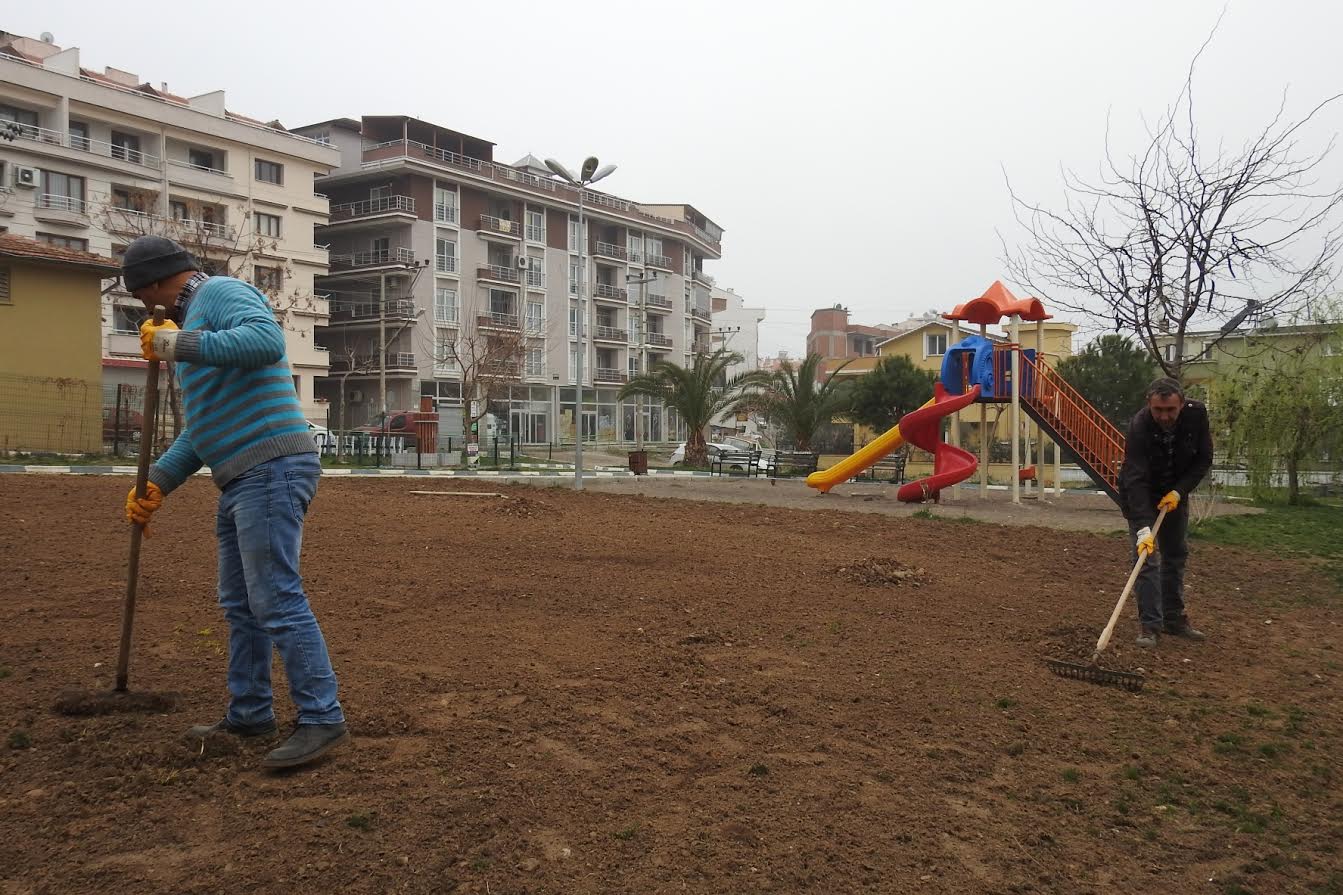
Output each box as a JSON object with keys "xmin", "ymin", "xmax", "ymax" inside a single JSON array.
[{"xmin": 1045, "ymin": 658, "xmax": 1144, "ymax": 692}]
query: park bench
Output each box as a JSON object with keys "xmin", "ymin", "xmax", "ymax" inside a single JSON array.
[
  {"xmin": 711, "ymin": 449, "xmax": 763, "ymax": 477},
  {"xmin": 865, "ymin": 452, "xmax": 908, "ymax": 484},
  {"xmin": 768, "ymin": 451, "xmax": 819, "ymax": 478}
]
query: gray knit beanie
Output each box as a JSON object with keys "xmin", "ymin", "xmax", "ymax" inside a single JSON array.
[{"xmin": 121, "ymin": 235, "xmax": 198, "ymax": 292}]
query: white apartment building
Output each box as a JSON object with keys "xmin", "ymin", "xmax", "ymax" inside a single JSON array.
[
  {"xmin": 710, "ymin": 285, "xmax": 766, "ymax": 379},
  {"xmin": 292, "ymin": 115, "xmax": 725, "ymax": 444},
  {"xmin": 0, "ymin": 32, "xmax": 339, "ymax": 417}
]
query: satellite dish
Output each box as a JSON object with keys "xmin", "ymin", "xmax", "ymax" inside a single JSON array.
[{"xmin": 40, "ymin": 32, "xmax": 55, "ymax": 43}]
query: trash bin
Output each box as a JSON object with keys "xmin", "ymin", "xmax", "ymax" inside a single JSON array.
[{"xmin": 628, "ymin": 449, "xmax": 649, "ymax": 475}]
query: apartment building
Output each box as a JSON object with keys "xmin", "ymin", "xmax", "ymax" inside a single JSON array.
[
  {"xmin": 293, "ymin": 115, "xmax": 724, "ymax": 444},
  {"xmin": 710, "ymin": 285, "xmax": 766, "ymax": 380},
  {"xmin": 0, "ymin": 31, "xmax": 339, "ymax": 416},
  {"xmin": 807, "ymin": 305, "xmax": 907, "ymax": 378}
]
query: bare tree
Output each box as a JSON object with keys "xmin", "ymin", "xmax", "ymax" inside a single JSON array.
[
  {"xmin": 422, "ymin": 323, "xmax": 527, "ymax": 448},
  {"xmin": 1002, "ymin": 32, "xmax": 1343, "ymax": 381},
  {"xmin": 327, "ymin": 310, "xmax": 422, "ymax": 457}
]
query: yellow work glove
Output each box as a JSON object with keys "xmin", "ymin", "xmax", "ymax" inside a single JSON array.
[
  {"xmin": 1158, "ymin": 490, "xmax": 1180, "ymax": 513},
  {"xmin": 1135, "ymin": 526, "xmax": 1155, "ymax": 559},
  {"xmin": 125, "ymin": 481, "xmax": 164, "ymax": 536},
  {"xmin": 139, "ymin": 318, "xmax": 180, "ymax": 362}
]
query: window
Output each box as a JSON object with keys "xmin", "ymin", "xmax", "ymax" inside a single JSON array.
[
  {"xmin": 646, "ymin": 236, "xmax": 663, "ymax": 262},
  {"xmin": 188, "ymin": 147, "xmax": 217, "ymax": 171},
  {"xmin": 925, "ymin": 332, "xmax": 947, "ymax": 356},
  {"xmin": 39, "ymin": 171, "xmax": 85, "ymax": 212},
  {"xmin": 254, "ymin": 212, "xmax": 282, "ymax": 238},
  {"xmin": 526, "ymin": 255, "xmax": 544, "ymax": 288},
  {"xmin": 0, "ymin": 267, "xmax": 10, "ymax": 304},
  {"xmin": 526, "ymin": 209, "xmax": 545, "ymax": 243},
  {"xmin": 37, "ymin": 233, "xmax": 89, "ymax": 251},
  {"xmin": 111, "ymin": 188, "xmax": 145, "ymax": 212},
  {"xmin": 1200, "ymin": 342, "xmax": 1214, "ymax": 361},
  {"xmin": 435, "ymin": 238, "xmax": 457, "ymax": 273},
  {"xmin": 111, "ymin": 131, "xmax": 142, "ymax": 164},
  {"xmin": 253, "ymin": 265, "xmax": 283, "ymax": 293},
  {"xmin": 569, "ymin": 304, "xmax": 579, "ymax": 337},
  {"xmin": 67, "ymin": 121, "xmax": 89, "ymax": 151},
  {"xmin": 434, "ymin": 287, "xmax": 458, "ymax": 324},
  {"xmin": 112, "ymin": 304, "xmax": 142, "ymax": 333},
  {"xmin": 1324, "ymin": 340, "xmax": 1340, "ymax": 357},
  {"xmin": 370, "ymin": 184, "xmax": 391, "ymax": 200},
  {"xmin": 568, "ymin": 216, "xmax": 580, "ymax": 252},
  {"xmin": 628, "ymin": 354, "xmax": 640, "ymax": 378},
  {"xmin": 568, "ymin": 257, "xmax": 581, "ymax": 295},
  {"xmin": 526, "ymin": 347, "xmax": 544, "ymax": 377},
  {"xmin": 628, "ymin": 234, "xmax": 643, "ymax": 262},
  {"xmin": 255, "ymin": 159, "xmax": 283, "ymax": 184},
  {"xmin": 1163, "ymin": 343, "xmax": 1178, "ymax": 363},
  {"xmin": 569, "ymin": 347, "xmax": 580, "ymax": 382},
  {"xmin": 371, "ymin": 236, "xmax": 390, "ymax": 256},
  {"xmin": 526, "ymin": 301, "xmax": 543, "ymax": 333},
  {"xmin": 170, "ymin": 200, "xmax": 189, "ymax": 221},
  {"xmin": 434, "ymin": 187, "xmax": 458, "ymax": 223},
  {"xmin": 488, "ymin": 289, "xmax": 515, "ymax": 316},
  {"xmin": 0, "ymin": 104, "xmax": 38, "ymax": 138},
  {"xmin": 434, "ymin": 330, "xmax": 458, "ymax": 374}
]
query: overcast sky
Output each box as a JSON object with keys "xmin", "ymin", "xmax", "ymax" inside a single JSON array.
[{"xmin": 13, "ymin": 1, "xmax": 1343, "ymax": 357}]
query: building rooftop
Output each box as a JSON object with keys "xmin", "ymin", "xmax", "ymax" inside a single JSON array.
[{"xmin": 0, "ymin": 233, "xmax": 119, "ymax": 274}]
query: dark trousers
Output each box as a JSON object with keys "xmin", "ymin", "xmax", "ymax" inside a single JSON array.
[{"xmin": 1126, "ymin": 504, "xmax": 1189, "ymax": 630}]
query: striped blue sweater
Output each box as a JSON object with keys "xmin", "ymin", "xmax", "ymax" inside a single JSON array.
[{"xmin": 149, "ymin": 276, "xmax": 315, "ymax": 494}]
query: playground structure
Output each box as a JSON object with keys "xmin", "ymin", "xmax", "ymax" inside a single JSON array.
[{"xmin": 807, "ymin": 281, "xmax": 1127, "ymax": 504}]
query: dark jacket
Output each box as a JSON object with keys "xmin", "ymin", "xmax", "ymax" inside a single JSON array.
[{"xmin": 1117, "ymin": 401, "xmax": 1213, "ymax": 526}]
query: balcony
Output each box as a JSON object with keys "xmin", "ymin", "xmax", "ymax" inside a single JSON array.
[
  {"xmin": 646, "ymin": 253, "xmax": 673, "ymax": 270},
  {"xmin": 594, "ymin": 368, "xmax": 628, "ymax": 384},
  {"xmin": 525, "ymin": 223, "xmax": 545, "ymax": 243},
  {"xmin": 435, "ymin": 254, "xmax": 458, "ymax": 275},
  {"xmin": 329, "ymin": 299, "xmax": 417, "ymax": 323},
  {"xmin": 593, "ymin": 325, "xmax": 628, "ymax": 343},
  {"xmin": 592, "ymin": 283, "xmax": 628, "ymax": 302},
  {"xmin": 524, "ymin": 269, "xmax": 546, "ymax": 290},
  {"xmin": 166, "ymin": 157, "xmax": 233, "ymax": 191},
  {"xmin": 328, "ymin": 247, "xmax": 417, "ymax": 270},
  {"xmin": 478, "ymin": 264, "xmax": 522, "ymax": 285},
  {"xmin": 34, "ymin": 193, "xmax": 89, "ymax": 223},
  {"xmin": 329, "ymin": 352, "xmax": 417, "ymax": 373},
  {"xmin": 434, "ymin": 203, "xmax": 459, "ymax": 224},
  {"xmin": 646, "ymin": 333, "xmax": 673, "ymax": 350},
  {"xmin": 484, "ymin": 360, "xmax": 523, "ymax": 377},
  {"xmin": 478, "ymin": 311, "xmax": 521, "ymax": 330},
  {"xmin": 595, "ymin": 241, "xmax": 627, "ymax": 261},
  {"xmin": 479, "ymin": 215, "xmax": 523, "ymax": 239},
  {"xmin": 690, "ymin": 303, "xmax": 712, "ymax": 321},
  {"xmin": 328, "ymin": 195, "xmax": 416, "ymax": 222},
  {"xmin": 693, "ymin": 339, "xmax": 713, "ymax": 354},
  {"xmin": 7, "ymin": 124, "xmax": 162, "ymax": 170},
  {"xmin": 691, "ymin": 268, "xmax": 715, "ymax": 286},
  {"xmin": 645, "ymin": 294, "xmax": 673, "ymax": 312}
]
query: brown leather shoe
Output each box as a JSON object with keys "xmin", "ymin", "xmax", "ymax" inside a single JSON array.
[{"xmin": 1164, "ymin": 617, "xmax": 1207, "ymax": 641}]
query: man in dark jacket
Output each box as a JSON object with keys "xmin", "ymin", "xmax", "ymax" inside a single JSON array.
[{"xmin": 1117, "ymin": 377, "xmax": 1213, "ymax": 647}]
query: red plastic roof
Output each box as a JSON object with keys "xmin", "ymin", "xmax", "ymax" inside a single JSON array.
[{"xmin": 944, "ymin": 281, "xmax": 1051, "ymax": 324}]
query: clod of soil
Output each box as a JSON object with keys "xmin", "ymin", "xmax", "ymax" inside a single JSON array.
[
  {"xmin": 494, "ymin": 495, "xmax": 552, "ymax": 519},
  {"xmin": 834, "ymin": 558, "xmax": 929, "ymax": 587},
  {"xmin": 1038, "ymin": 623, "xmax": 1147, "ymax": 675},
  {"xmin": 52, "ymin": 689, "xmax": 181, "ymax": 716}
]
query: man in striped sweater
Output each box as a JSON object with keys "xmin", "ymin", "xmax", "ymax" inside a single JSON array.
[{"xmin": 121, "ymin": 235, "xmax": 348, "ymax": 769}]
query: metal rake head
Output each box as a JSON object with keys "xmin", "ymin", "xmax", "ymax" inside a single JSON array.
[{"xmin": 1045, "ymin": 659, "xmax": 1144, "ymax": 692}]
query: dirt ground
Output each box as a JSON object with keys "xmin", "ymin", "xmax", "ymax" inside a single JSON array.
[{"xmin": 0, "ymin": 475, "xmax": 1339, "ymax": 895}]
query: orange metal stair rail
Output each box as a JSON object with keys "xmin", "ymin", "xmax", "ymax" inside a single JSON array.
[{"xmin": 1017, "ymin": 352, "xmax": 1126, "ymax": 494}]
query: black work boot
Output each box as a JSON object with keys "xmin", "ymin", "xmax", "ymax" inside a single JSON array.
[
  {"xmin": 186, "ymin": 717, "xmax": 279, "ymax": 739},
  {"xmin": 1135, "ymin": 626, "xmax": 1160, "ymax": 648},
  {"xmin": 262, "ymin": 723, "xmax": 350, "ymax": 769},
  {"xmin": 1164, "ymin": 616, "xmax": 1207, "ymax": 641}
]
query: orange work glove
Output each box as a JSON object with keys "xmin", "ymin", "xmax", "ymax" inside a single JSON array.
[
  {"xmin": 1135, "ymin": 526, "xmax": 1155, "ymax": 560},
  {"xmin": 125, "ymin": 481, "xmax": 164, "ymax": 535},
  {"xmin": 1157, "ymin": 490, "xmax": 1180, "ymax": 513},
  {"xmin": 139, "ymin": 318, "xmax": 180, "ymax": 362}
]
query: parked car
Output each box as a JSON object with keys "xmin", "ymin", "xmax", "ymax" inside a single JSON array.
[
  {"xmin": 307, "ymin": 422, "xmax": 334, "ymax": 450},
  {"xmin": 102, "ymin": 406, "xmax": 143, "ymax": 444},
  {"xmin": 669, "ymin": 441, "xmax": 770, "ymax": 472}
]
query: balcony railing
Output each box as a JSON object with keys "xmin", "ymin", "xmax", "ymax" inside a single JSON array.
[
  {"xmin": 360, "ymin": 138, "xmax": 723, "ymax": 254},
  {"xmin": 646, "ymin": 253, "xmax": 673, "ymax": 269},
  {"xmin": 645, "ymin": 294, "xmax": 673, "ymax": 311},
  {"xmin": 691, "ymin": 268, "xmax": 714, "ymax": 286},
  {"xmin": 524, "ymin": 269, "xmax": 545, "ymax": 289},
  {"xmin": 593, "ymin": 325, "xmax": 628, "ymax": 342},
  {"xmin": 167, "ymin": 158, "xmax": 229, "ymax": 178},
  {"xmin": 330, "ymin": 299, "xmax": 417, "ymax": 321},
  {"xmin": 692, "ymin": 339, "xmax": 713, "ymax": 354},
  {"xmin": 690, "ymin": 303, "xmax": 712, "ymax": 320},
  {"xmin": 484, "ymin": 360, "xmax": 523, "ymax": 377},
  {"xmin": 594, "ymin": 368, "xmax": 628, "ymax": 383},
  {"xmin": 436, "ymin": 254, "xmax": 458, "ymax": 274},
  {"xmin": 329, "ymin": 246, "xmax": 417, "ymax": 269},
  {"xmin": 35, "ymin": 193, "xmax": 88, "ymax": 214},
  {"xmin": 478, "ymin": 264, "xmax": 522, "ymax": 284},
  {"xmin": 6, "ymin": 123, "xmax": 162, "ymax": 168},
  {"xmin": 524, "ymin": 316, "xmax": 545, "ymax": 335},
  {"xmin": 479, "ymin": 215, "xmax": 522, "ymax": 237},
  {"xmin": 478, "ymin": 311, "xmax": 520, "ymax": 329},
  {"xmin": 434, "ymin": 203, "xmax": 459, "ymax": 224},
  {"xmin": 593, "ymin": 283, "xmax": 628, "ymax": 301},
  {"xmin": 595, "ymin": 241, "xmax": 627, "ymax": 261},
  {"xmin": 329, "ymin": 195, "xmax": 415, "ymax": 220},
  {"xmin": 646, "ymin": 333, "xmax": 673, "ymax": 348},
  {"xmin": 173, "ymin": 217, "xmax": 235, "ymax": 239},
  {"xmin": 329, "ymin": 352, "xmax": 417, "ymax": 372}
]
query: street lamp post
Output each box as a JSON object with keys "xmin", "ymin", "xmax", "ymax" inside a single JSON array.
[{"xmin": 545, "ymin": 156, "xmax": 616, "ymax": 491}]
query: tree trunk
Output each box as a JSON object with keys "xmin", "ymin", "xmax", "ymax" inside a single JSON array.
[
  {"xmin": 1286, "ymin": 453, "xmax": 1299, "ymax": 505},
  {"xmin": 686, "ymin": 431, "xmax": 708, "ymax": 467},
  {"xmin": 166, "ymin": 366, "xmax": 184, "ymax": 438}
]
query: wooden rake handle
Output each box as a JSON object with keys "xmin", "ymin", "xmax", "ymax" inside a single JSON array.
[{"xmin": 1092, "ymin": 507, "xmax": 1169, "ymax": 659}]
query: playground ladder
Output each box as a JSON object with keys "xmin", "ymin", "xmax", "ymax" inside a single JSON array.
[{"xmin": 1017, "ymin": 353, "xmax": 1125, "ymax": 501}]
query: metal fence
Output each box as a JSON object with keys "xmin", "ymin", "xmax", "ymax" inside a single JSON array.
[{"xmin": 0, "ymin": 373, "xmax": 104, "ymax": 455}]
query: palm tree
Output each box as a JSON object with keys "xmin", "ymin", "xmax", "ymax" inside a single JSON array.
[
  {"xmin": 619, "ymin": 349, "xmax": 754, "ymax": 467},
  {"xmin": 740, "ymin": 352, "xmax": 854, "ymax": 452}
]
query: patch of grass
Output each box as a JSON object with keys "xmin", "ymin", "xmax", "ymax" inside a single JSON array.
[
  {"xmin": 995, "ymin": 697, "xmax": 1017, "ymax": 710},
  {"xmin": 346, "ymin": 812, "xmax": 376, "ymax": 831},
  {"xmin": 748, "ymin": 763, "xmax": 769, "ymax": 777},
  {"xmin": 613, "ymin": 825, "xmax": 639, "ymax": 841},
  {"xmin": 1258, "ymin": 742, "xmax": 1291, "ymax": 760},
  {"xmin": 1246, "ymin": 703, "xmax": 1273, "ymax": 718},
  {"xmin": 1192, "ymin": 503, "xmax": 1343, "ymax": 589},
  {"xmin": 1061, "ymin": 768, "xmax": 1080, "ymax": 783},
  {"xmin": 1285, "ymin": 706, "xmax": 1309, "ymax": 737},
  {"xmin": 1122, "ymin": 765, "xmax": 1143, "ymax": 781},
  {"xmin": 7, "ymin": 730, "xmax": 31, "ymax": 749},
  {"xmin": 471, "ymin": 857, "xmax": 493, "ymax": 872},
  {"xmin": 0, "ymin": 666, "xmax": 10, "ymax": 680},
  {"xmin": 1005, "ymin": 742, "xmax": 1026, "ymax": 756},
  {"xmin": 1222, "ymin": 883, "xmax": 1255, "ymax": 895},
  {"xmin": 912, "ymin": 508, "xmax": 934, "ymax": 520},
  {"xmin": 950, "ymin": 515, "xmax": 983, "ymax": 524},
  {"xmin": 1214, "ymin": 733, "xmax": 1247, "ymax": 755}
]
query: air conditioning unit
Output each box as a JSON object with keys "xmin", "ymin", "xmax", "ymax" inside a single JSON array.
[
  {"xmin": 349, "ymin": 389, "xmax": 364, "ymax": 403},
  {"xmin": 516, "ymin": 256, "xmax": 530, "ymax": 269},
  {"xmin": 13, "ymin": 166, "xmax": 38, "ymax": 189}
]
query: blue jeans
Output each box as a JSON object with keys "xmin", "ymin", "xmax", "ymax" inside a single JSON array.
[
  {"xmin": 1127, "ymin": 505, "xmax": 1190, "ymax": 631},
  {"xmin": 216, "ymin": 453, "xmax": 343, "ymax": 726}
]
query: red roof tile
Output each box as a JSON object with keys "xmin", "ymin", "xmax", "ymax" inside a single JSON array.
[{"xmin": 0, "ymin": 234, "xmax": 120, "ymax": 272}]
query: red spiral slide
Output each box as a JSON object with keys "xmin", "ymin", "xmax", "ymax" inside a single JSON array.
[{"xmin": 896, "ymin": 382, "xmax": 982, "ymax": 503}]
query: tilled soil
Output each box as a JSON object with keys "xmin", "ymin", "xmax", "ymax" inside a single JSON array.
[{"xmin": 0, "ymin": 475, "xmax": 1339, "ymax": 895}]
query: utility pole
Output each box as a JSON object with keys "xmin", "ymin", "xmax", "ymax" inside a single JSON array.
[{"xmin": 625, "ymin": 269, "xmax": 660, "ymax": 450}]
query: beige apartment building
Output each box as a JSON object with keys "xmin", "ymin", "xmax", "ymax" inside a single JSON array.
[
  {"xmin": 0, "ymin": 31, "xmax": 339, "ymax": 418},
  {"xmin": 293, "ymin": 115, "xmax": 724, "ymax": 443}
]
